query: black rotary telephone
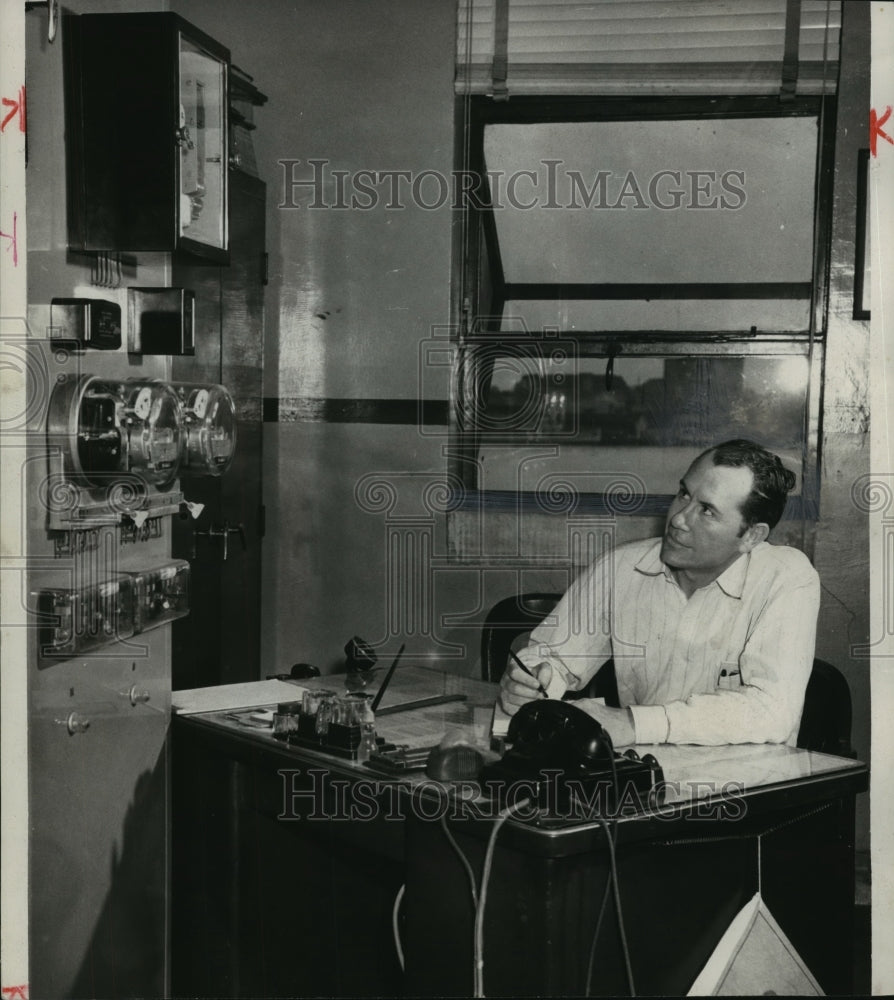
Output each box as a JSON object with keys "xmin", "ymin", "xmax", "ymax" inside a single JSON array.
[
  {"xmin": 480, "ymin": 700, "xmax": 664, "ymax": 819},
  {"xmin": 506, "ymin": 699, "xmax": 615, "ymax": 769},
  {"xmin": 507, "ymin": 698, "xmax": 614, "ymax": 771}
]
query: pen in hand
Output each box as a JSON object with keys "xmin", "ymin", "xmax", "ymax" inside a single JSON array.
[{"xmin": 509, "ymin": 650, "xmax": 549, "ymax": 699}]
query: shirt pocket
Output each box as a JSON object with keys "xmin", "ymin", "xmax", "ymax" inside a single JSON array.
[{"xmin": 717, "ymin": 664, "xmax": 743, "ymax": 690}]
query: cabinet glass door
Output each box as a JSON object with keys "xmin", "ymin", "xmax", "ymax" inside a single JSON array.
[{"xmin": 178, "ymin": 33, "xmax": 228, "ymax": 253}]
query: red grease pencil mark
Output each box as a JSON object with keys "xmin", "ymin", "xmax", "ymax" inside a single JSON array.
[
  {"xmin": 1, "ymin": 86, "xmax": 26, "ymax": 133},
  {"xmin": 0, "ymin": 213, "xmax": 18, "ymax": 266},
  {"xmin": 2, "ymin": 986, "xmax": 29, "ymax": 1000},
  {"xmin": 869, "ymin": 106, "xmax": 893, "ymax": 157}
]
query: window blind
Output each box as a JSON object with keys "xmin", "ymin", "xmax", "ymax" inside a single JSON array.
[{"xmin": 455, "ymin": 0, "xmax": 840, "ymax": 97}]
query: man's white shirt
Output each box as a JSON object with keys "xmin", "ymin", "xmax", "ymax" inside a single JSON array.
[{"xmin": 525, "ymin": 537, "xmax": 821, "ymax": 745}]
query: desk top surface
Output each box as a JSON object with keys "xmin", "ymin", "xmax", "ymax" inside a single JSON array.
[{"xmin": 176, "ymin": 665, "xmax": 867, "ymax": 821}]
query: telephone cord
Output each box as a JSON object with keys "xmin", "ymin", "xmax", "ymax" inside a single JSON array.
[
  {"xmin": 440, "ymin": 811, "xmax": 480, "ymax": 908},
  {"xmin": 392, "ymin": 883, "xmax": 405, "ymax": 971},
  {"xmin": 597, "ymin": 815, "xmax": 636, "ymax": 996},
  {"xmin": 473, "ymin": 797, "xmax": 533, "ymax": 998}
]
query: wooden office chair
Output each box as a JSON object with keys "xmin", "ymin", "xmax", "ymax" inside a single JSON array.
[
  {"xmin": 796, "ymin": 658, "xmax": 855, "ymax": 757},
  {"xmin": 481, "ymin": 595, "xmax": 854, "ymax": 755},
  {"xmin": 480, "ymin": 592, "xmax": 619, "ymax": 705}
]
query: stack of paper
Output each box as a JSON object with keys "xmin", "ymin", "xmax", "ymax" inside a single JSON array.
[{"xmin": 172, "ymin": 679, "xmax": 307, "ymax": 715}]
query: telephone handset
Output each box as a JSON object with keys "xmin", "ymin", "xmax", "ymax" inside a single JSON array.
[{"xmin": 506, "ymin": 699, "xmax": 615, "ymax": 770}]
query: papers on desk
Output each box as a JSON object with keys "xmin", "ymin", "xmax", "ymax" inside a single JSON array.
[
  {"xmin": 491, "ymin": 701, "xmax": 512, "ymax": 738},
  {"xmin": 172, "ymin": 679, "xmax": 307, "ymax": 715}
]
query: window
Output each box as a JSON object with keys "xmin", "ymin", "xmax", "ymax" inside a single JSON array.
[{"xmin": 450, "ymin": 1, "xmax": 839, "ymax": 532}]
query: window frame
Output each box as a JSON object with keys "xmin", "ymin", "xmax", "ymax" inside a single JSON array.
[{"xmin": 448, "ymin": 93, "xmax": 837, "ymax": 528}]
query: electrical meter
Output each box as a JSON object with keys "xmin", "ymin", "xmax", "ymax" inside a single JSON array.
[
  {"xmin": 47, "ymin": 374, "xmax": 128, "ymax": 485},
  {"xmin": 172, "ymin": 382, "xmax": 237, "ymax": 476},
  {"xmin": 120, "ymin": 380, "xmax": 183, "ymax": 485},
  {"xmin": 48, "ymin": 375, "xmax": 184, "ymax": 487},
  {"xmin": 45, "ymin": 374, "xmax": 235, "ymax": 528}
]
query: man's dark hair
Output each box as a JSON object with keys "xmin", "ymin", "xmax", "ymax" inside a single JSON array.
[{"xmin": 697, "ymin": 439, "xmax": 797, "ymax": 530}]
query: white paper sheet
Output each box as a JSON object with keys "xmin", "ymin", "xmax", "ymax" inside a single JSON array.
[{"xmin": 172, "ymin": 679, "xmax": 307, "ymax": 715}]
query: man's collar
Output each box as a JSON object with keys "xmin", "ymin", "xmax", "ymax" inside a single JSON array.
[
  {"xmin": 713, "ymin": 550, "xmax": 750, "ymax": 598},
  {"xmin": 635, "ymin": 537, "xmax": 753, "ymax": 598},
  {"xmin": 634, "ymin": 539, "xmax": 669, "ymax": 578}
]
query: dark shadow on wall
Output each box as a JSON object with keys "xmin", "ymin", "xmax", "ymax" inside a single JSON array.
[{"xmin": 67, "ymin": 754, "xmax": 168, "ymax": 999}]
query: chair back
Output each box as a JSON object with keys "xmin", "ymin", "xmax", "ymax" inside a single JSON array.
[
  {"xmin": 796, "ymin": 658, "xmax": 854, "ymax": 757},
  {"xmin": 480, "ymin": 592, "xmax": 620, "ymax": 705},
  {"xmin": 480, "ymin": 593, "xmax": 562, "ymax": 683}
]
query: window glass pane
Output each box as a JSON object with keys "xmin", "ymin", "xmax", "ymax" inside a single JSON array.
[
  {"xmin": 484, "ymin": 117, "xmax": 817, "ymax": 285},
  {"xmin": 502, "ymin": 298, "xmax": 810, "ymax": 333},
  {"xmin": 477, "ymin": 354, "xmax": 810, "ymax": 495}
]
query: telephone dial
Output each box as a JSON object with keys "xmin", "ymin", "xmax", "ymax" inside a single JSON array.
[{"xmin": 480, "ymin": 700, "xmax": 665, "ymax": 820}]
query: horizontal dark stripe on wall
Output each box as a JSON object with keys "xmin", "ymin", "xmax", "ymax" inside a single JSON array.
[{"xmin": 264, "ymin": 397, "xmax": 450, "ymax": 426}]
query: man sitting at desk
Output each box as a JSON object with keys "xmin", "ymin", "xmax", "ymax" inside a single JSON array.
[{"xmin": 499, "ymin": 439, "xmax": 820, "ymax": 748}]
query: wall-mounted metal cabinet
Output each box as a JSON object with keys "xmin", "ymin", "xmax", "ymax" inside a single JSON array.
[{"xmin": 64, "ymin": 12, "xmax": 230, "ymax": 261}]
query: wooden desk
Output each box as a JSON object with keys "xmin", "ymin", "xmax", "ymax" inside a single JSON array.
[
  {"xmin": 171, "ymin": 668, "xmax": 867, "ymax": 997},
  {"xmin": 171, "ymin": 668, "xmax": 495, "ymax": 998}
]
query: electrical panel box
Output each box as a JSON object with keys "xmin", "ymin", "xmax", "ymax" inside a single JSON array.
[
  {"xmin": 132, "ymin": 560, "xmax": 190, "ymax": 633},
  {"xmin": 128, "ymin": 287, "xmax": 196, "ymax": 356},
  {"xmin": 36, "ymin": 575, "xmax": 136, "ymax": 667},
  {"xmin": 64, "ymin": 11, "xmax": 229, "ymax": 260},
  {"xmin": 50, "ymin": 297, "xmax": 122, "ymax": 351}
]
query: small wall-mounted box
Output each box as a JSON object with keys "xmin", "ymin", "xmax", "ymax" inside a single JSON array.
[
  {"xmin": 35, "ymin": 575, "xmax": 136, "ymax": 667},
  {"xmin": 128, "ymin": 287, "xmax": 195, "ymax": 355},
  {"xmin": 50, "ymin": 298, "xmax": 122, "ymax": 350}
]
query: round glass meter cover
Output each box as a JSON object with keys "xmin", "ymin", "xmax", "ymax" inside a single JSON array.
[
  {"xmin": 179, "ymin": 383, "xmax": 237, "ymax": 475},
  {"xmin": 123, "ymin": 381, "xmax": 183, "ymax": 485}
]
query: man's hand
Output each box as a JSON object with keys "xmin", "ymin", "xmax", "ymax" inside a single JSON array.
[
  {"xmin": 499, "ymin": 648, "xmax": 552, "ymax": 715},
  {"xmin": 576, "ymin": 702, "xmax": 636, "ymax": 747}
]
